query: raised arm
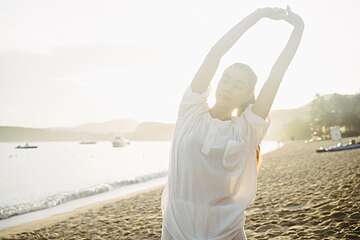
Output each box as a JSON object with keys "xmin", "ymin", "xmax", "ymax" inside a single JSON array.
[
  {"xmin": 191, "ymin": 8, "xmax": 286, "ymax": 94},
  {"xmin": 252, "ymin": 6, "xmax": 305, "ymax": 119}
]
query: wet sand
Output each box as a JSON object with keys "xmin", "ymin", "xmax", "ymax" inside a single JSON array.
[{"xmin": 1, "ymin": 139, "xmax": 359, "ymax": 239}]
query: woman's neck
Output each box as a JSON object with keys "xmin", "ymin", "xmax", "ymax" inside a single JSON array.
[
  {"xmin": 209, "ymin": 103, "xmax": 247, "ymax": 120},
  {"xmin": 209, "ymin": 103, "xmax": 233, "ymax": 121}
]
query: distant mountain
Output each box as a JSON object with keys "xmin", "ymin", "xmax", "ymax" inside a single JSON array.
[
  {"xmin": 0, "ymin": 102, "xmax": 315, "ymax": 142},
  {"xmin": 0, "ymin": 118, "xmax": 139, "ymax": 142},
  {"xmin": 124, "ymin": 122, "xmax": 175, "ymax": 141},
  {"xmin": 64, "ymin": 119, "xmax": 139, "ymax": 134},
  {"xmin": 0, "ymin": 126, "xmax": 112, "ymax": 142},
  {"xmin": 264, "ymin": 102, "xmax": 312, "ymax": 140}
]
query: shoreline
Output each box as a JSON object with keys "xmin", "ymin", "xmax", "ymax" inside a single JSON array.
[
  {"xmin": 1, "ymin": 139, "xmax": 359, "ymax": 239},
  {"xmin": 0, "ymin": 141, "xmax": 281, "ymax": 238},
  {"xmin": 0, "ymin": 141, "xmax": 286, "ymax": 238},
  {"xmin": 0, "ymin": 140, "xmax": 281, "ymax": 233},
  {"xmin": 0, "ymin": 185, "xmax": 164, "ymax": 238}
]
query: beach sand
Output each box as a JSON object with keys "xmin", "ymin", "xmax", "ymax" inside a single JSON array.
[{"xmin": 0, "ymin": 140, "xmax": 359, "ymax": 239}]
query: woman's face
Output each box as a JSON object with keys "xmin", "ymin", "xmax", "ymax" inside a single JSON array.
[{"xmin": 215, "ymin": 67, "xmax": 254, "ymax": 109}]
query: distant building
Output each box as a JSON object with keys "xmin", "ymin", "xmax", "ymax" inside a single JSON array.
[{"xmin": 330, "ymin": 126, "xmax": 342, "ymax": 141}]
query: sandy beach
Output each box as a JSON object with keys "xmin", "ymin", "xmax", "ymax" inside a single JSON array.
[{"xmin": 1, "ymin": 139, "xmax": 359, "ymax": 239}]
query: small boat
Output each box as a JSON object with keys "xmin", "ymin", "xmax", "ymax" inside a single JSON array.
[
  {"xmin": 112, "ymin": 136, "xmax": 130, "ymax": 148},
  {"xmin": 79, "ymin": 141, "xmax": 97, "ymax": 144},
  {"xmin": 316, "ymin": 140, "xmax": 360, "ymax": 153},
  {"xmin": 15, "ymin": 143, "xmax": 38, "ymax": 149}
]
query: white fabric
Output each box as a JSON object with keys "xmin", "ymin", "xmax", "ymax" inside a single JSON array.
[
  {"xmin": 161, "ymin": 224, "xmax": 247, "ymax": 240},
  {"xmin": 161, "ymin": 85, "xmax": 271, "ymax": 240}
]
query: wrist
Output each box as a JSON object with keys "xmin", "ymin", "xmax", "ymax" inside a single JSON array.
[
  {"xmin": 286, "ymin": 16, "xmax": 304, "ymax": 29},
  {"xmin": 293, "ymin": 21, "xmax": 305, "ymax": 30},
  {"xmin": 252, "ymin": 9, "xmax": 266, "ymax": 21},
  {"xmin": 253, "ymin": 8, "xmax": 265, "ymax": 18}
]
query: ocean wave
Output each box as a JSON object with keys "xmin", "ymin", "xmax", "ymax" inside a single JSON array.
[{"xmin": 0, "ymin": 171, "xmax": 168, "ymax": 220}]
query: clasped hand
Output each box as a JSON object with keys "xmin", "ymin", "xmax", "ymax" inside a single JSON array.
[{"xmin": 256, "ymin": 5, "xmax": 304, "ymax": 27}]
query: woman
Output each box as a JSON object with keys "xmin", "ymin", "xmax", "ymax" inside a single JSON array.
[{"xmin": 161, "ymin": 6, "xmax": 304, "ymax": 240}]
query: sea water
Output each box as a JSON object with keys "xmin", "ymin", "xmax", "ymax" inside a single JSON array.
[{"xmin": 0, "ymin": 140, "xmax": 281, "ymax": 229}]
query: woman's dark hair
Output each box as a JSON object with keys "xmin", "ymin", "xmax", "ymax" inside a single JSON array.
[{"xmin": 256, "ymin": 145, "xmax": 261, "ymax": 171}]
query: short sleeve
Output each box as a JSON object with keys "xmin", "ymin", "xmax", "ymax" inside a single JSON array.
[
  {"xmin": 177, "ymin": 85, "xmax": 210, "ymax": 119},
  {"xmin": 234, "ymin": 104, "xmax": 271, "ymax": 145}
]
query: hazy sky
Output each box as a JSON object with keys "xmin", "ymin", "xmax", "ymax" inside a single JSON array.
[{"xmin": 1, "ymin": 0, "xmax": 359, "ymax": 128}]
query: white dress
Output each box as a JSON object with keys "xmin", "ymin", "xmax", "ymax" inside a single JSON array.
[{"xmin": 161, "ymin": 85, "xmax": 271, "ymax": 240}]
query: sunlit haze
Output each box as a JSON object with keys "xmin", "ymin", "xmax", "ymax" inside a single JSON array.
[{"xmin": 1, "ymin": 0, "xmax": 359, "ymax": 128}]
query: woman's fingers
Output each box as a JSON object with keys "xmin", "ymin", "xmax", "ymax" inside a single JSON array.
[
  {"xmin": 286, "ymin": 5, "xmax": 292, "ymax": 15},
  {"xmin": 276, "ymin": 7, "xmax": 286, "ymax": 13},
  {"xmin": 283, "ymin": 6, "xmax": 304, "ymax": 27},
  {"xmin": 258, "ymin": 6, "xmax": 303, "ymax": 26},
  {"xmin": 259, "ymin": 6, "xmax": 294, "ymax": 21},
  {"xmin": 271, "ymin": 7, "xmax": 285, "ymax": 14},
  {"xmin": 271, "ymin": 8, "xmax": 287, "ymax": 20}
]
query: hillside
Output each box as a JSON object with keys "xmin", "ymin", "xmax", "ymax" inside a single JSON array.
[{"xmin": 0, "ymin": 102, "xmax": 314, "ymax": 142}]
